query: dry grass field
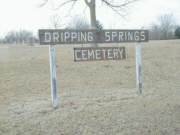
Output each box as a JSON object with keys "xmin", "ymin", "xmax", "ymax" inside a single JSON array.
[{"xmin": 0, "ymin": 40, "xmax": 180, "ymax": 135}]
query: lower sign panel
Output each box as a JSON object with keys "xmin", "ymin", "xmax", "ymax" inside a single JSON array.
[{"xmin": 74, "ymin": 47, "xmax": 126, "ymax": 62}]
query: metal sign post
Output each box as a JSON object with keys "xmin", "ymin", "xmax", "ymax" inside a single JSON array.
[
  {"xmin": 135, "ymin": 43, "xmax": 143, "ymax": 94},
  {"xmin": 49, "ymin": 45, "xmax": 59, "ymax": 108}
]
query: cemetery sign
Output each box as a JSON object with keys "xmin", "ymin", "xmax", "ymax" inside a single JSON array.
[
  {"xmin": 74, "ymin": 47, "xmax": 126, "ymax": 61},
  {"xmin": 39, "ymin": 29, "xmax": 149, "ymax": 45}
]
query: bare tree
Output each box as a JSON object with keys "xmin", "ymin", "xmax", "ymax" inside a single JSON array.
[
  {"xmin": 175, "ymin": 26, "xmax": 180, "ymax": 38},
  {"xmin": 149, "ymin": 24, "xmax": 161, "ymax": 40},
  {"xmin": 50, "ymin": 14, "xmax": 62, "ymax": 29},
  {"xmin": 150, "ymin": 14, "xmax": 176, "ymax": 40},
  {"xmin": 40, "ymin": 0, "xmax": 137, "ymax": 47},
  {"xmin": 4, "ymin": 30, "xmax": 37, "ymax": 45},
  {"xmin": 40, "ymin": 0, "xmax": 139, "ymax": 29},
  {"xmin": 67, "ymin": 15, "xmax": 103, "ymax": 30},
  {"xmin": 158, "ymin": 14, "xmax": 175, "ymax": 39},
  {"xmin": 67, "ymin": 16, "xmax": 90, "ymax": 29}
]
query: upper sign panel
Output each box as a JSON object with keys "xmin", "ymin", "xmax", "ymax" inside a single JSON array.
[{"xmin": 39, "ymin": 29, "xmax": 149, "ymax": 45}]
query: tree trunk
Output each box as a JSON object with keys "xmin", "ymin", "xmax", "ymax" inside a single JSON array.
[
  {"xmin": 84, "ymin": 0, "xmax": 97, "ymax": 46},
  {"xmin": 89, "ymin": 0, "xmax": 96, "ymax": 29},
  {"xmin": 84, "ymin": 0, "xmax": 96, "ymax": 29}
]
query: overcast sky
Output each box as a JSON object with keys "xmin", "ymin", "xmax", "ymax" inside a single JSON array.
[{"xmin": 0, "ymin": 0, "xmax": 179, "ymax": 37}]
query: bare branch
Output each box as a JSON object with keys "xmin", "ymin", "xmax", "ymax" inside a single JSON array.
[
  {"xmin": 84, "ymin": 0, "xmax": 93, "ymax": 7},
  {"xmin": 101, "ymin": 0, "xmax": 139, "ymax": 18},
  {"xmin": 40, "ymin": 0, "xmax": 139, "ymax": 21},
  {"xmin": 38, "ymin": 0, "xmax": 48, "ymax": 7},
  {"xmin": 101, "ymin": 0, "xmax": 139, "ymax": 8},
  {"xmin": 53, "ymin": 0, "xmax": 78, "ymax": 10},
  {"xmin": 108, "ymin": 5, "xmax": 127, "ymax": 19},
  {"xmin": 67, "ymin": 0, "xmax": 78, "ymax": 15}
]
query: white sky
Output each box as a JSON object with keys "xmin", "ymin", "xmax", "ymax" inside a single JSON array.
[{"xmin": 0, "ymin": 0, "xmax": 179, "ymax": 37}]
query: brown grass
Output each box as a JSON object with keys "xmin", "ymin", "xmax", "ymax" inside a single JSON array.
[{"xmin": 0, "ymin": 40, "xmax": 180, "ymax": 135}]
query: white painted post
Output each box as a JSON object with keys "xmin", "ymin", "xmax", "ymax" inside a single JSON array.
[
  {"xmin": 136, "ymin": 43, "xmax": 143, "ymax": 94},
  {"xmin": 49, "ymin": 45, "xmax": 59, "ymax": 108}
]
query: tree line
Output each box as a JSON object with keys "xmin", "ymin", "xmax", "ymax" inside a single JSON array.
[
  {"xmin": 0, "ymin": 30, "xmax": 38, "ymax": 45},
  {"xmin": 149, "ymin": 14, "xmax": 180, "ymax": 40},
  {"xmin": 0, "ymin": 14, "xmax": 180, "ymax": 45},
  {"xmin": 0, "ymin": 17, "xmax": 103, "ymax": 45}
]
